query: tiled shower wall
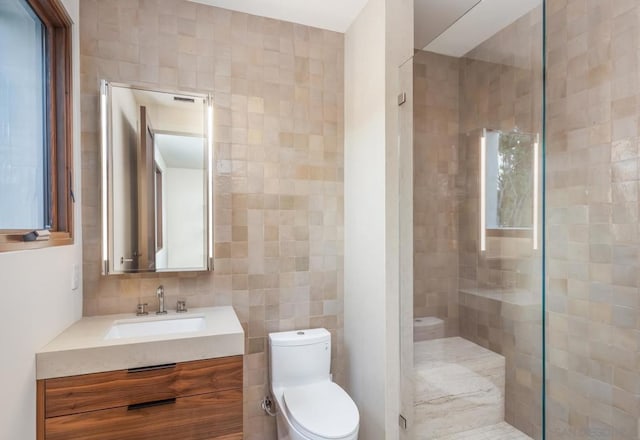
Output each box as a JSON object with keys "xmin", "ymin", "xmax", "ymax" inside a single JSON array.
[
  {"xmin": 546, "ymin": 0, "xmax": 640, "ymax": 438},
  {"xmin": 79, "ymin": 1, "xmax": 344, "ymax": 438},
  {"xmin": 413, "ymin": 51, "xmax": 460, "ymax": 336}
]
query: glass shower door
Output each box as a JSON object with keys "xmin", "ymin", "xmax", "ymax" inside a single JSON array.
[
  {"xmin": 401, "ymin": 1, "xmax": 545, "ymax": 438},
  {"xmin": 398, "ymin": 54, "xmax": 415, "ymax": 440}
]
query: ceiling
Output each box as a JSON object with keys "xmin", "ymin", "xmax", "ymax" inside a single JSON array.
[
  {"xmin": 414, "ymin": 0, "xmax": 480, "ymax": 52},
  {"xmin": 188, "ymin": 0, "xmax": 541, "ymax": 58},
  {"xmin": 419, "ymin": 0, "xmax": 542, "ymax": 57},
  {"xmin": 188, "ymin": 0, "xmax": 369, "ymax": 33},
  {"xmin": 131, "ymin": 89, "xmax": 205, "ymax": 110}
]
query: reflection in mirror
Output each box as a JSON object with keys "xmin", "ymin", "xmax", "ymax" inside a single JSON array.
[
  {"xmin": 100, "ymin": 81, "xmax": 213, "ymax": 274},
  {"xmin": 154, "ymin": 133, "xmax": 205, "ymax": 270}
]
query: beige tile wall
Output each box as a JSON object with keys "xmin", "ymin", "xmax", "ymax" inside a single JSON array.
[
  {"xmin": 546, "ymin": 0, "xmax": 640, "ymax": 438},
  {"xmin": 413, "ymin": 51, "xmax": 461, "ymax": 336},
  {"xmin": 79, "ymin": 1, "xmax": 344, "ymax": 438}
]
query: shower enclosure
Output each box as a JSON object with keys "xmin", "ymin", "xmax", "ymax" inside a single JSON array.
[
  {"xmin": 402, "ymin": 1, "xmax": 640, "ymax": 439},
  {"xmin": 401, "ymin": 1, "xmax": 544, "ymax": 438}
]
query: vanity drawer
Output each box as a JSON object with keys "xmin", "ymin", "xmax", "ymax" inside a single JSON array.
[
  {"xmin": 44, "ymin": 356, "xmax": 243, "ymax": 418},
  {"xmin": 45, "ymin": 389, "xmax": 243, "ymax": 440}
]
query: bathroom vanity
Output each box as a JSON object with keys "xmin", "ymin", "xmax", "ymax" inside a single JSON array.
[{"xmin": 36, "ymin": 307, "xmax": 244, "ymax": 440}]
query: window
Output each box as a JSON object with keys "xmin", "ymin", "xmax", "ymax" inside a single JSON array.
[
  {"xmin": 0, "ymin": 0, "xmax": 73, "ymax": 251},
  {"xmin": 484, "ymin": 130, "xmax": 535, "ymax": 231}
]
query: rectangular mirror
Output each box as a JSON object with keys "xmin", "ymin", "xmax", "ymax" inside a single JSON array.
[{"xmin": 100, "ymin": 81, "xmax": 213, "ymax": 274}]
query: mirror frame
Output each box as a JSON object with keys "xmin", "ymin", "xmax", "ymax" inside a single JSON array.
[{"xmin": 99, "ymin": 80, "xmax": 214, "ymax": 275}]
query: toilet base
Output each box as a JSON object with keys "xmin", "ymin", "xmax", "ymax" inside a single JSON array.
[
  {"xmin": 275, "ymin": 413, "xmax": 297, "ymax": 440},
  {"xmin": 414, "ymin": 316, "xmax": 445, "ymax": 341}
]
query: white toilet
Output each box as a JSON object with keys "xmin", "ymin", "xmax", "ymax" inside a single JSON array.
[{"xmin": 269, "ymin": 328, "xmax": 360, "ymax": 440}]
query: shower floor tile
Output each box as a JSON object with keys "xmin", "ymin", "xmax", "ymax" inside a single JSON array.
[
  {"xmin": 414, "ymin": 337, "xmax": 506, "ymax": 438},
  {"xmin": 434, "ymin": 422, "xmax": 532, "ymax": 439}
]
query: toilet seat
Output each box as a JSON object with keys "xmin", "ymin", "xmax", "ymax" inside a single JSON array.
[{"xmin": 283, "ymin": 381, "xmax": 359, "ymax": 440}]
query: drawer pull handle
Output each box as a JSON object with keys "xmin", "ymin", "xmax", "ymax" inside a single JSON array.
[
  {"xmin": 128, "ymin": 398, "xmax": 176, "ymax": 411},
  {"xmin": 127, "ymin": 363, "xmax": 176, "ymax": 373}
]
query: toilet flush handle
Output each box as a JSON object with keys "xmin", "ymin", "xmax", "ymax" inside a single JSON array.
[{"xmin": 261, "ymin": 396, "xmax": 277, "ymax": 417}]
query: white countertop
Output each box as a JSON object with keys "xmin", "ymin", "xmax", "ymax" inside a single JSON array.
[{"xmin": 36, "ymin": 306, "xmax": 245, "ymax": 379}]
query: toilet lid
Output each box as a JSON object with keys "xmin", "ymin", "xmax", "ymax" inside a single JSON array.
[{"xmin": 284, "ymin": 381, "xmax": 359, "ymax": 439}]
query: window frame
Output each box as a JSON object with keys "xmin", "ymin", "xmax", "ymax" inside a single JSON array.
[{"xmin": 0, "ymin": 0, "xmax": 74, "ymax": 252}]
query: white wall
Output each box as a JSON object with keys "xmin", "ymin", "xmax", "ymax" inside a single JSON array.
[
  {"xmin": 344, "ymin": 0, "xmax": 388, "ymax": 437},
  {"xmin": 0, "ymin": 0, "xmax": 82, "ymax": 439},
  {"xmin": 165, "ymin": 168, "xmax": 205, "ymax": 269},
  {"xmin": 344, "ymin": 0, "xmax": 413, "ymax": 437}
]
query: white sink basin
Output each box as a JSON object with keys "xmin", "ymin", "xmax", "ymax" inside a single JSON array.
[{"xmin": 105, "ymin": 315, "xmax": 206, "ymax": 340}]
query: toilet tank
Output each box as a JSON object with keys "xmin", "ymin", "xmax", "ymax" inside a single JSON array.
[{"xmin": 269, "ymin": 328, "xmax": 331, "ymax": 389}]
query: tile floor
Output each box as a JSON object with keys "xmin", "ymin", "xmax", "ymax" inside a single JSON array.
[
  {"xmin": 437, "ymin": 422, "xmax": 532, "ymax": 439},
  {"xmin": 414, "ymin": 337, "xmax": 531, "ymax": 440}
]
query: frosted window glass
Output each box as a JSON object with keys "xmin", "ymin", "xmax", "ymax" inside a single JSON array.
[{"xmin": 0, "ymin": 0, "xmax": 47, "ymax": 230}]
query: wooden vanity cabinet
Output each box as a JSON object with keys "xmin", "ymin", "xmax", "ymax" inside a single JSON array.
[{"xmin": 37, "ymin": 356, "xmax": 243, "ymax": 440}]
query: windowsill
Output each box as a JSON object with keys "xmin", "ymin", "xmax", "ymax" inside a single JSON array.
[
  {"xmin": 0, "ymin": 231, "xmax": 73, "ymax": 252},
  {"xmin": 486, "ymin": 228, "xmax": 533, "ymax": 238}
]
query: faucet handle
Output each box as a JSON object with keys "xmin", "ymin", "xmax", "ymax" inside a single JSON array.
[
  {"xmin": 156, "ymin": 285, "xmax": 164, "ymax": 297},
  {"xmin": 136, "ymin": 303, "xmax": 149, "ymax": 316},
  {"xmin": 176, "ymin": 300, "xmax": 187, "ymax": 313}
]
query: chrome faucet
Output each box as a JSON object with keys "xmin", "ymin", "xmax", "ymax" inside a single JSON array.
[{"xmin": 156, "ymin": 285, "xmax": 167, "ymax": 315}]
